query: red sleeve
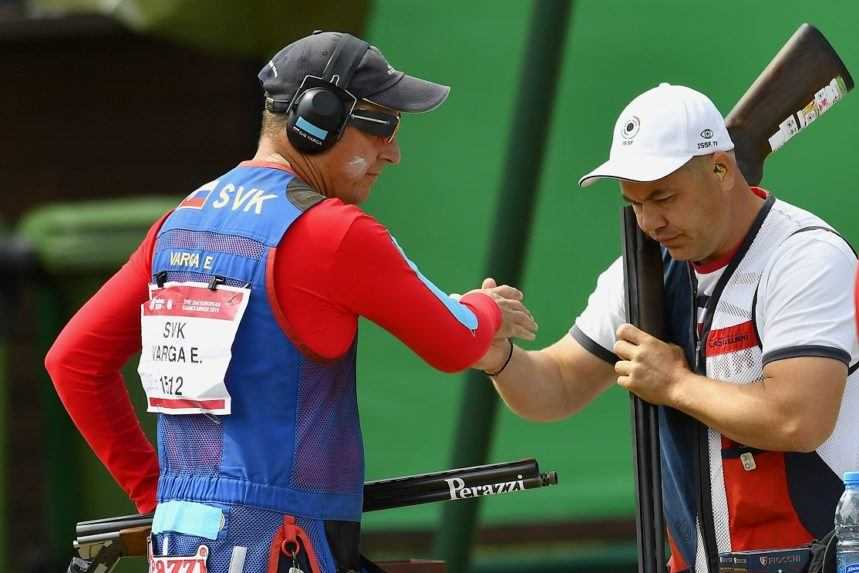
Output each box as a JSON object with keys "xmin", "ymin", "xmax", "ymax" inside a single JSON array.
[
  {"xmin": 275, "ymin": 201, "xmax": 501, "ymax": 371},
  {"xmin": 43, "ymin": 213, "xmax": 169, "ymax": 513}
]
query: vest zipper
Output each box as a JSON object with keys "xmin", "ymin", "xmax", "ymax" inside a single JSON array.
[{"xmin": 689, "ymin": 266, "xmax": 719, "ymax": 573}]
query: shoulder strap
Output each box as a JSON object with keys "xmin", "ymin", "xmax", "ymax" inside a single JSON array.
[{"xmin": 785, "ymin": 225, "xmax": 856, "ymax": 255}]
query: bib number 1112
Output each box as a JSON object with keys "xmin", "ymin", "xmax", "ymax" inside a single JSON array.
[{"xmin": 160, "ymin": 375, "xmax": 184, "ymax": 396}]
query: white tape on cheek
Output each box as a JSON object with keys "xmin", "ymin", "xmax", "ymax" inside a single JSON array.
[{"xmin": 345, "ymin": 156, "xmax": 369, "ymax": 177}]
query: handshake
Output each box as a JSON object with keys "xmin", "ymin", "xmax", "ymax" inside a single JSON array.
[{"xmin": 454, "ymin": 278, "xmax": 538, "ymax": 374}]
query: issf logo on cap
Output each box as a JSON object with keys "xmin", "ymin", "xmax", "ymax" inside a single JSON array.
[
  {"xmin": 620, "ymin": 115, "xmax": 640, "ymax": 145},
  {"xmin": 697, "ymin": 128, "xmax": 719, "ymax": 150}
]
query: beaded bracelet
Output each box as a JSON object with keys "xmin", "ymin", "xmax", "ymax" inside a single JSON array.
[{"xmin": 483, "ymin": 339, "xmax": 514, "ymax": 377}]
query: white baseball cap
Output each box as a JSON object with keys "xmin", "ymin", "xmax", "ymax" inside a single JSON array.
[{"xmin": 578, "ymin": 83, "xmax": 734, "ymax": 187}]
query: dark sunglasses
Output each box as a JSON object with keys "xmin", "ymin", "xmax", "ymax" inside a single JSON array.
[{"xmin": 349, "ymin": 109, "xmax": 401, "ymax": 143}]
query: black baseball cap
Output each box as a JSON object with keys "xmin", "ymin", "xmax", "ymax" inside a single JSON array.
[{"xmin": 259, "ymin": 31, "xmax": 450, "ymax": 114}]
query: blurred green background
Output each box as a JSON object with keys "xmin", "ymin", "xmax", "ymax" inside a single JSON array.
[{"xmin": 3, "ymin": 0, "xmax": 859, "ymax": 572}]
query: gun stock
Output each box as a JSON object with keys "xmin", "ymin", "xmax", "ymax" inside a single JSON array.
[{"xmin": 726, "ymin": 23, "xmax": 854, "ymax": 185}]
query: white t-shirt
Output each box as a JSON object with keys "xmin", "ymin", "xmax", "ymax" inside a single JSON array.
[
  {"xmin": 571, "ymin": 225, "xmax": 859, "ymax": 474},
  {"xmin": 572, "ymin": 229, "xmax": 858, "ymax": 369}
]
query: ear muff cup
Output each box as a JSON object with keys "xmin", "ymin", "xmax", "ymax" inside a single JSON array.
[
  {"xmin": 281, "ymin": 33, "xmax": 370, "ymax": 155},
  {"xmin": 286, "ymin": 88, "xmax": 348, "ymax": 154}
]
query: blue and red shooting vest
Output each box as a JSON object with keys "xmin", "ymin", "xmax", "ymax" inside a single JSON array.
[{"xmin": 150, "ymin": 163, "xmax": 364, "ymax": 522}]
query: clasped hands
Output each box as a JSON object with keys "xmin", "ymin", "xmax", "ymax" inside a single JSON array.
[
  {"xmin": 455, "ymin": 282, "xmax": 693, "ymax": 396},
  {"xmin": 454, "ymin": 278, "xmax": 538, "ymax": 373}
]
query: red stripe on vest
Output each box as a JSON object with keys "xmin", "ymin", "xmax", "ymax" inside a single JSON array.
[
  {"xmin": 722, "ymin": 442, "xmax": 814, "ymax": 551},
  {"xmin": 705, "ymin": 321, "xmax": 759, "ymax": 357},
  {"xmin": 148, "ymin": 397, "xmax": 226, "ymax": 410}
]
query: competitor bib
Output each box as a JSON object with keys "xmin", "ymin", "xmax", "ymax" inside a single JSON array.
[
  {"xmin": 138, "ymin": 281, "xmax": 250, "ymax": 415},
  {"xmin": 148, "ymin": 542, "xmax": 209, "ymax": 573}
]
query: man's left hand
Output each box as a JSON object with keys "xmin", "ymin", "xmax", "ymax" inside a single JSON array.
[{"xmin": 612, "ymin": 323, "xmax": 690, "ymax": 406}]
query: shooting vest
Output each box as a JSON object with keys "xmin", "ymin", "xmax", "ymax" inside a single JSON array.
[
  {"xmin": 660, "ymin": 195, "xmax": 856, "ymax": 573},
  {"xmin": 144, "ymin": 162, "xmax": 364, "ymax": 522}
]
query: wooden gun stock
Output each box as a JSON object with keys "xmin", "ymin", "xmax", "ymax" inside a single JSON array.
[{"xmin": 726, "ymin": 23, "xmax": 854, "ymax": 185}]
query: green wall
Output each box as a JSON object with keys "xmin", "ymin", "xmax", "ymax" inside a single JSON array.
[{"xmin": 356, "ymin": 0, "xmax": 859, "ymax": 532}]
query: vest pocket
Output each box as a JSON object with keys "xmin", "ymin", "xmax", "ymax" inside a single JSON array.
[{"xmin": 721, "ymin": 445, "xmax": 814, "ymax": 550}]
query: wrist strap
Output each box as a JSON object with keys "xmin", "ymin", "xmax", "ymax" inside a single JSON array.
[{"xmin": 483, "ymin": 339, "xmax": 514, "ymax": 377}]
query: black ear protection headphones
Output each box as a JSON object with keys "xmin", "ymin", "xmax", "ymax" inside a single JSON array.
[{"xmin": 285, "ymin": 33, "xmax": 370, "ymax": 154}]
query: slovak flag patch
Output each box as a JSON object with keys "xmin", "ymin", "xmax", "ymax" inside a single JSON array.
[{"xmin": 178, "ymin": 180, "xmax": 219, "ymax": 210}]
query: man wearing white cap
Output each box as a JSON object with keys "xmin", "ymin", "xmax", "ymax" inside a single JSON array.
[{"xmin": 478, "ymin": 83, "xmax": 859, "ymax": 573}]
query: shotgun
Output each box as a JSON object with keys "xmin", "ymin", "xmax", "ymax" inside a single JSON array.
[{"xmin": 67, "ymin": 458, "xmax": 557, "ymax": 572}]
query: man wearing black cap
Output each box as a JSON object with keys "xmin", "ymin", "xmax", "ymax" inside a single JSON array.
[
  {"xmin": 45, "ymin": 31, "xmax": 536, "ymax": 573},
  {"xmin": 482, "ymin": 83, "xmax": 858, "ymax": 573}
]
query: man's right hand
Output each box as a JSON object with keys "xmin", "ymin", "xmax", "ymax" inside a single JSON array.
[
  {"xmin": 451, "ymin": 278, "xmax": 538, "ymax": 341},
  {"xmin": 475, "ymin": 277, "xmax": 538, "ymax": 341}
]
